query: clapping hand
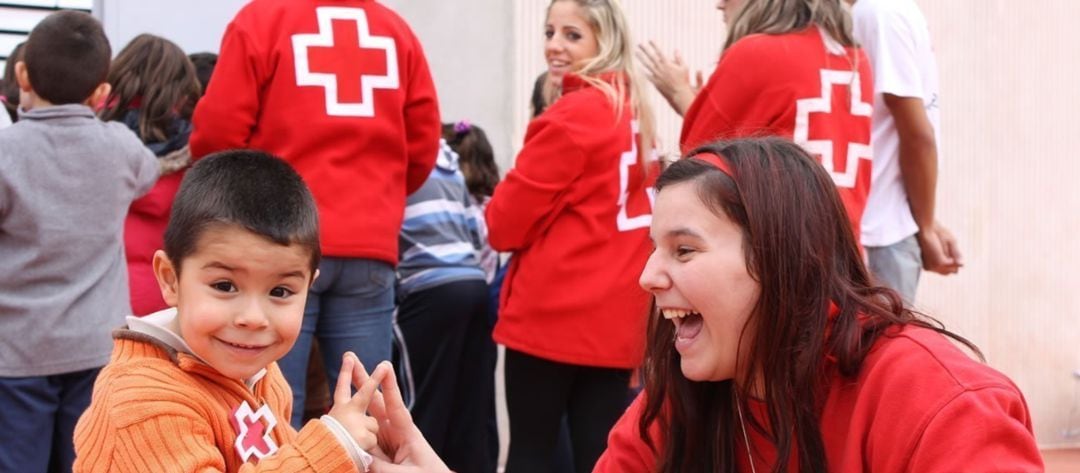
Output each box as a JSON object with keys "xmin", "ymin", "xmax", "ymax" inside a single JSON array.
[{"xmin": 637, "ymin": 40, "xmax": 704, "ymax": 116}]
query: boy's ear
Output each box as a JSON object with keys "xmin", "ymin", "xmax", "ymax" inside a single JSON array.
[
  {"xmin": 152, "ymin": 250, "xmax": 180, "ymax": 307},
  {"xmin": 310, "ymin": 268, "xmax": 320, "ymax": 287},
  {"xmin": 85, "ymin": 82, "xmax": 111, "ymax": 108},
  {"xmin": 14, "ymin": 61, "xmax": 31, "ymax": 92}
]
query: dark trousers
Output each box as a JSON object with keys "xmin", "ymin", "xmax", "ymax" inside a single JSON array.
[
  {"xmin": 504, "ymin": 349, "xmax": 631, "ymax": 473},
  {"xmin": 396, "ymin": 279, "xmax": 497, "ymax": 473},
  {"xmin": 0, "ymin": 368, "xmax": 100, "ymax": 473}
]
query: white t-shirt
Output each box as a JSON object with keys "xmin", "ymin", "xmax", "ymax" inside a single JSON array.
[
  {"xmin": 0, "ymin": 107, "xmax": 12, "ymax": 129},
  {"xmin": 853, "ymin": 0, "xmax": 941, "ymax": 247}
]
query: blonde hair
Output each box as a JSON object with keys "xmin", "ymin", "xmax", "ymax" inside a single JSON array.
[
  {"xmin": 724, "ymin": 0, "xmax": 856, "ymax": 50},
  {"xmin": 546, "ymin": 0, "xmax": 656, "ymax": 164}
]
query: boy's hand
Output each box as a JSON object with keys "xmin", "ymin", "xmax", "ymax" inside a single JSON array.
[{"xmin": 327, "ymin": 352, "xmax": 387, "ymax": 452}]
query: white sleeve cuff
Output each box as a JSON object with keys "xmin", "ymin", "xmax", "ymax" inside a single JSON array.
[{"xmin": 320, "ymin": 415, "xmax": 374, "ymax": 472}]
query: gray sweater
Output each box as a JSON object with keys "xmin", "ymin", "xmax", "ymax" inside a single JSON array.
[{"xmin": 0, "ymin": 104, "xmax": 159, "ymax": 376}]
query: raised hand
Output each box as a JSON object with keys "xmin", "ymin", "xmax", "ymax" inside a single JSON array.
[
  {"xmin": 636, "ymin": 40, "xmax": 702, "ymax": 116},
  {"xmin": 326, "ymin": 352, "xmax": 388, "ymax": 452}
]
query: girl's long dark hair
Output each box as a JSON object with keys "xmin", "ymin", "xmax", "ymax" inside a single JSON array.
[
  {"xmin": 442, "ymin": 122, "xmax": 499, "ymax": 200},
  {"xmin": 639, "ymin": 138, "xmax": 979, "ymax": 472},
  {"xmin": 99, "ymin": 34, "xmax": 200, "ymax": 143}
]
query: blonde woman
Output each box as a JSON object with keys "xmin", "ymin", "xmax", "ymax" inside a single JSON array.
[{"xmin": 484, "ymin": 0, "xmax": 657, "ymax": 471}]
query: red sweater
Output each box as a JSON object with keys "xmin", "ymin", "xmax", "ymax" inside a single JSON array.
[
  {"xmin": 486, "ymin": 74, "xmax": 655, "ymax": 369},
  {"xmin": 595, "ymin": 325, "xmax": 1043, "ymax": 472},
  {"xmin": 125, "ymin": 171, "xmax": 184, "ymax": 316},
  {"xmin": 681, "ymin": 26, "xmax": 873, "ymax": 240},
  {"xmin": 190, "ymin": 0, "xmax": 440, "ymax": 263}
]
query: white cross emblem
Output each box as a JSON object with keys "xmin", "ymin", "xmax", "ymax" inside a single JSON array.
[
  {"xmin": 292, "ymin": 7, "xmax": 399, "ymax": 117},
  {"xmin": 617, "ymin": 120, "xmax": 657, "ymax": 232},
  {"xmin": 793, "ymin": 69, "xmax": 872, "ymax": 188},
  {"xmin": 231, "ymin": 400, "xmax": 279, "ymax": 462}
]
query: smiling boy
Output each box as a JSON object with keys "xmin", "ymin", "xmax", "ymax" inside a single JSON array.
[{"xmin": 73, "ymin": 150, "xmax": 386, "ymax": 472}]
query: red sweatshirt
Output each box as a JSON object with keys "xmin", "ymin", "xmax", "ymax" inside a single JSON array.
[
  {"xmin": 190, "ymin": 0, "xmax": 440, "ymax": 263},
  {"xmin": 125, "ymin": 171, "xmax": 184, "ymax": 315},
  {"xmin": 595, "ymin": 325, "xmax": 1043, "ymax": 472},
  {"xmin": 486, "ymin": 74, "xmax": 655, "ymax": 369},
  {"xmin": 681, "ymin": 26, "xmax": 873, "ymax": 241}
]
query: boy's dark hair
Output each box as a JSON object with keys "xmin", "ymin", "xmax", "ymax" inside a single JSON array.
[
  {"xmin": 23, "ymin": 11, "xmax": 111, "ymax": 105},
  {"xmin": 164, "ymin": 150, "xmax": 321, "ymax": 274},
  {"xmin": 187, "ymin": 52, "xmax": 218, "ymax": 97},
  {"xmin": 2, "ymin": 42, "xmax": 25, "ymax": 122}
]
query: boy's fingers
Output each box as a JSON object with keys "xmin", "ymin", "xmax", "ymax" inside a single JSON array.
[
  {"xmin": 350, "ymin": 363, "xmax": 389, "ymax": 410},
  {"xmin": 348, "ymin": 355, "xmax": 388, "ymax": 418},
  {"xmin": 333, "ymin": 353, "xmax": 354, "ymax": 406}
]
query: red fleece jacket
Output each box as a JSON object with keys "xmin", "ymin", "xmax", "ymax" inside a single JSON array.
[{"xmin": 190, "ymin": 0, "xmax": 440, "ymax": 263}]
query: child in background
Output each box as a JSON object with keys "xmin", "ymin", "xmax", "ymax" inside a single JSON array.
[
  {"xmin": 74, "ymin": 150, "xmax": 390, "ymax": 472},
  {"xmin": 99, "ymin": 33, "xmax": 202, "ymax": 316},
  {"xmin": 188, "ymin": 52, "xmax": 218, "ymax": 97},
  {"xmin": 1, "ymin": 42, "xmax": 26, "ymax": 127},
  {"xmin": 394, "ymin": 139, "xmax": 497, "ymax": 473},
  {"xmin": 442, "ymin": 121, "xmax": 499, "ymax": 281},
  {"xmin": 0, "ymin": 12, "xmax": 159, "ymax": 472}
]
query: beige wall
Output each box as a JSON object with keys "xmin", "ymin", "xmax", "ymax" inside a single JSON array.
[{"xmin": 505, "ymin": 0, "xmax": 1079, "ymax": 448}]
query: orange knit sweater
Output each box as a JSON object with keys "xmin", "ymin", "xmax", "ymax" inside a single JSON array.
[{"xmin": 73, "ymin": 331, "xmax": 358, "ymax": 472}]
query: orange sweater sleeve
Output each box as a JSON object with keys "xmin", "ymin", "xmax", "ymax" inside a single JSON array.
[{"xmin": 76, "ymin": 403, "xmax": 356, "ymax": 472}]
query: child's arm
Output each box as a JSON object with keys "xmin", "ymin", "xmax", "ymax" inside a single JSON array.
[
  {"xmin": 401, "ymin": 32, "xmax": 441, "ymax": 195},
  {"xmin": 86, "ymin": 400, "xmax": 360, "ymax": 473}
]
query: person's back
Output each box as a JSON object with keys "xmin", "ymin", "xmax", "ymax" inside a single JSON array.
[
  {"xmin": 190, "ymin": 0, "xmax": 440, "ymax": 263},
  {"xmin": 0, "ymin": 11, "xmax": 159, "ymax": 472},
  {"xmin": 680, "ymin": 25, "xmax": 874, "ymax": 239}
]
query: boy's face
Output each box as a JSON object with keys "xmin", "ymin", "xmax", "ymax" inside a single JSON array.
[{"xmin": 153, "ymin": 225, "xmax": 314, "ymax": 380}]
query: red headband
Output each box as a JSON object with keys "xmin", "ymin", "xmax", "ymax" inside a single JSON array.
[{"xmin": 689, "ymin": 151, "xmax": 735, "ymax": 178}]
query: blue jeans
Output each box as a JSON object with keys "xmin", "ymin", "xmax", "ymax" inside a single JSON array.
[
  {"xmin": 866, "ymin": 234, "xmax": 922, "ymax": 304},
  {"xmin": 277, "ymin": 257, "xmax": 395, "ymax": 428},
  {"xmin": 0, "ymin": 368, "xmax": 100, "ymax": 473}
]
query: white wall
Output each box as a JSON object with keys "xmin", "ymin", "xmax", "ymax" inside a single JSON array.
[{"xmin": 97, "ymin": 0, "xmax": 247, "ymax": 54}]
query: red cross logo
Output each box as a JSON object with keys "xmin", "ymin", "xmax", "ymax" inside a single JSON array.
[
  {"xmin": 793, "ymin": 68, "xmax": 872, "ymax": 189},
  {"xmin": 230, "ymin": 401, "xmax": 279, "ymax": 462},
  {"xmin": 617, "ymin": 121, "xmax": 658, "ymax": 232},
  {"xmin": 292, "ymin": 7, "xmax": 399, "ymax": 117}
]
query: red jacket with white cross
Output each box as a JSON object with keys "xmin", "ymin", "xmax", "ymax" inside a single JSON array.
[
  {"xmin": 486, "ymin": 73, "xmax": 656, "ymax": 369},
  {"xmin": 190, "ymin": 0, "xmax": 440, "ymax": 264},
  {"xmin": 681, "ymin": 26, "xmax": 874, "ymax": 242}
]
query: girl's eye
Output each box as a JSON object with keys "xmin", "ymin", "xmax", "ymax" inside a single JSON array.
[
  {"xmin": 211, "ymin": 281, "xmax": 236, "ymax": 293},
  {"xmin": 567, "ymin": 31, "xmax": 581, "ymax": 41},
  {"xmin": 675, "ymin": 246, "xmax": 695, "ymax": 258},
  {"xmin": 544, "ymin": 29, "xmax": 554, "ymax": 39},
  {"xmin": 269, "ymin": 287, "xmax": 294, "ymax": 298}
]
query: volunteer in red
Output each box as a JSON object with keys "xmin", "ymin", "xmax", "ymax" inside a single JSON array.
[
  {"xmin": 188, "ymin": 0, "xmax": 441, "ymax": 428},
  {"xmin": 484, "ymin": 0, "xmax": 657, "ymax": 471},
  {"xmin": 638, "ymin": 0, "xmax": 873, "ymax": 240},
  {"xmin": 594, "ymin": 138, "xmax": 1043, "ymax": 471}
]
